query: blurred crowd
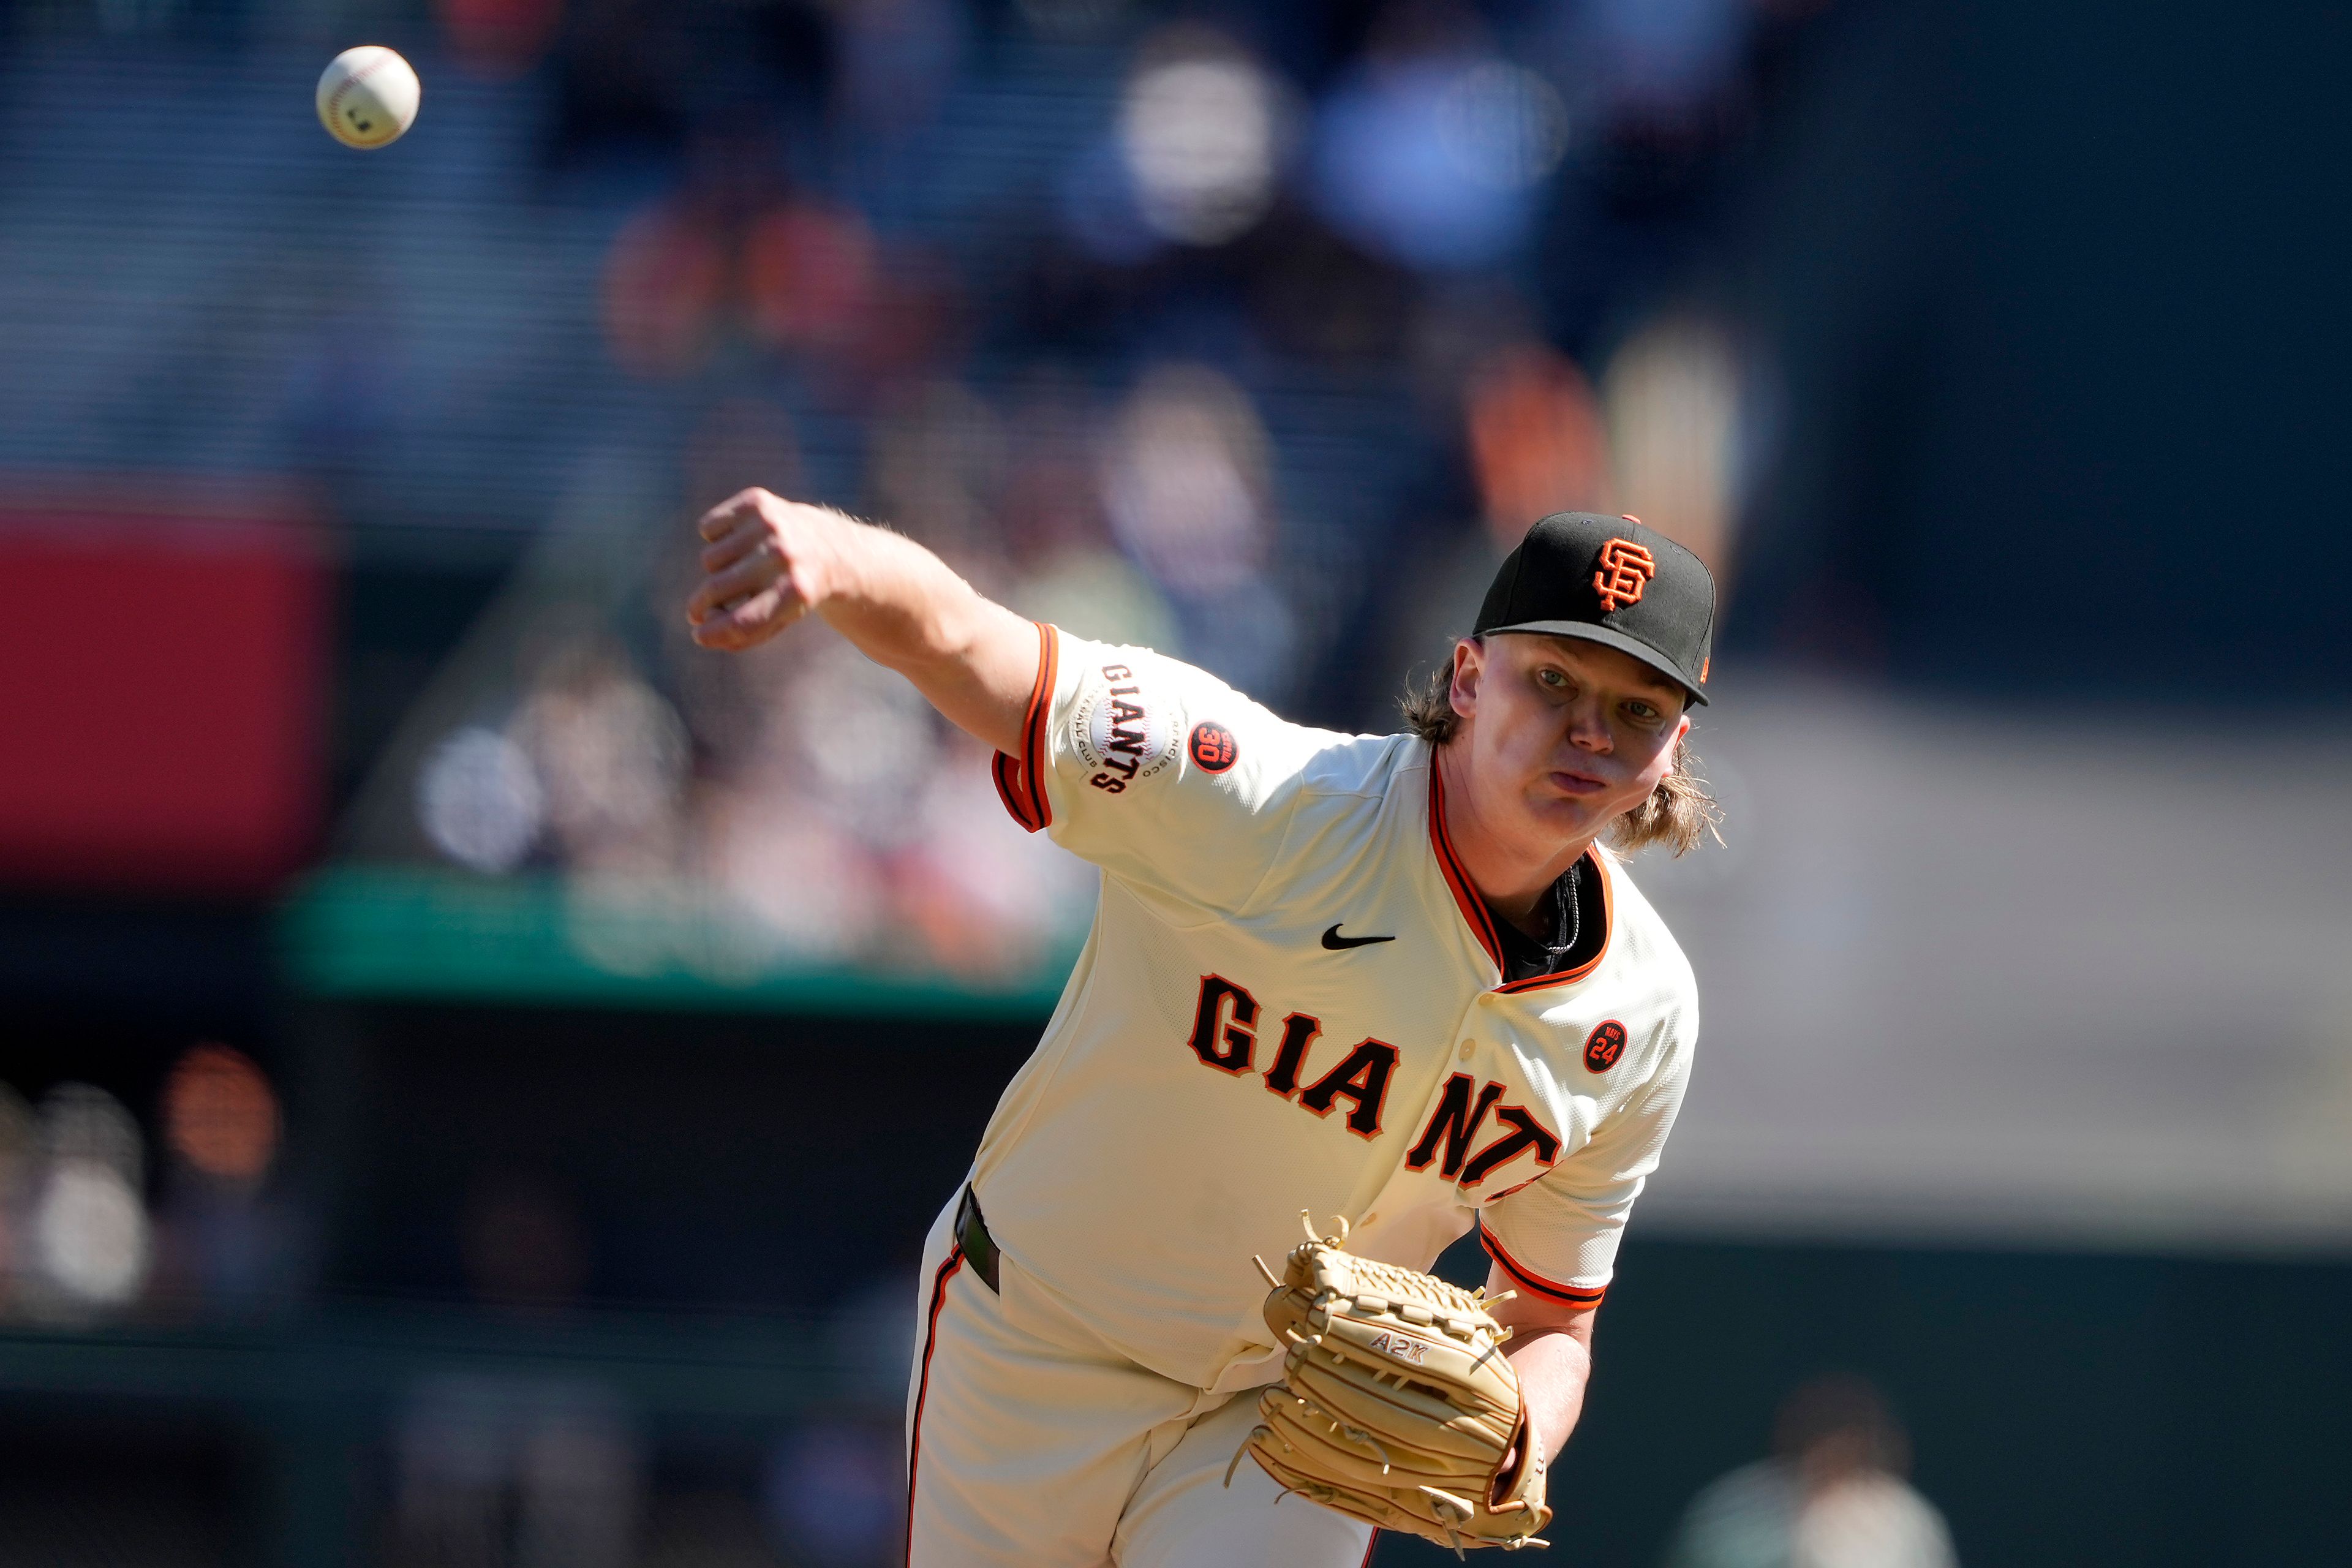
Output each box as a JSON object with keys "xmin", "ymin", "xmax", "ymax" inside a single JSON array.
[
  {"xmin": 264, "ymin": 0, "xmax": 1801, "ymax": 984},
  {"xmin": 1667, "ymin": 1376, "xmax": 1958, "ymax": 1568},
  {"xmin": 384, "ymin": 1287, "xmax": 914, "ymax": 1568},
  {"xmin": 0, "ymin": 1046, "xmax": 296, "ymax": 1322},
  {"xmin": 0, "ymin": 1041, "xmax": 921, "ymax": 1565}
]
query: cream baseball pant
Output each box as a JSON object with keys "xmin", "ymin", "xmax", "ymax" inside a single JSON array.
[{"xmin": 903, "ymin": 1193, "xmax": 1377, "ymax": 1568}]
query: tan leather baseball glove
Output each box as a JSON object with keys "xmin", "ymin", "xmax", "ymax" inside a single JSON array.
[{"xmin": 1227, "ymin": 1216, "xmax": 1551, "ymax": 1555}]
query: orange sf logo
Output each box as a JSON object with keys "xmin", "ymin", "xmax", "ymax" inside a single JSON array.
[{"xmin": 1592, "ymin": 538, "xmax": 1656, "ymax": 612}]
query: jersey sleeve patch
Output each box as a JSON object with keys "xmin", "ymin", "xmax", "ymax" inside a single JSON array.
[
  {"xmin": 990, "ymin": 621, "xmax": 1060, "ymax": 832},
  {"xmin": 1069, "ymin": 657, "xmax": 1182, "ymax": 795},
  {"xmin": 1582, "ymin": 1020, "xmax": 1629, "ymax": 1073},
  {"xmin": 1187, "ymin": 721, "xmax": 1239, "ymax": 773}
]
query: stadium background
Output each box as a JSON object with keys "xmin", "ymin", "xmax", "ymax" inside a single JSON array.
[{"xmin": 2, "ymin": 0, "xmax": 2347, "ymax": 1562}]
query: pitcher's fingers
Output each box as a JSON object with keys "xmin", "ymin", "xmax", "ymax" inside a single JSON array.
[
  {"xmin": 690, "ymin": 614, "xmax": 753, "ymax": 650},
  {"xmin": 687, "ymin": 594, "xmax": 765, "ymax": 648},
  {"xmin": 686, "ymin": 584, "xmax": 758, "ymax": 628},
  {"xmin": 713, "ymin": 579, "xmax": 805, "ymax": 632},
  {"xmin": 696, "ymin": 489, "xmax": 766, "ymax": 541},
  {"xmin": 699, "ymin": 525, "xmax": 766, "ymax": 575},
  {"xmin": 686, "ymin": 556, "xmax": 782, "ymax": 622},
  {"xmin": 685, "ymin": 553, "xmax": 755, "ymax": 622},
  {"xmin": 690, "ymin": 586, "xmax": 797, "ymax": 647}
]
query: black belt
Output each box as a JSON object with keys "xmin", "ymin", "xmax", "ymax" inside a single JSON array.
[{"xmin": 954, "ymin": 1185, "xmax": 1001, "ymax": 1294}]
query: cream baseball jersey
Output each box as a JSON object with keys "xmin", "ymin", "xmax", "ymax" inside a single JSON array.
[{"xmin": 973, "ymin": 624, "xmax": 1698, "ymax": 1393}]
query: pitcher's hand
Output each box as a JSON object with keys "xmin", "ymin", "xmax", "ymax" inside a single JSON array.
[{"xmin": 686, "ymin": 489, "xmax": 842, "ymax": 652}]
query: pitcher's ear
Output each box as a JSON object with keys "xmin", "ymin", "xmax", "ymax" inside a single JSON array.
[{"xmin": 1449, "ymin": 636, "xmax": 1484, "ymax": 720}]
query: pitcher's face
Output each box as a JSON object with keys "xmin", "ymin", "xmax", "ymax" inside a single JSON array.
[{"xmin": 1447, "ymin": 634, "xmax": 1690, "ymax": 854}]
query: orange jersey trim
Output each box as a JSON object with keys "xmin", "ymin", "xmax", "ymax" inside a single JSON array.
[
  {"xmin": 904, "ymin": 1245, "xmax": 966, "ymax": 1567},
  {"xmin": 989, "ymin": 621, "xmax": 1059, "ymax": 834},
  {"xmin": 1427, "ymin": 757, "xmax": 1613, "ymax": 994},
  {"xmin": 1427, "ymin": 761, "xmax": 1506, "ymax": 970},
  {"xmin": 1480, "ymin": 1223, "xmax": 1607, "ymax": 1309}
]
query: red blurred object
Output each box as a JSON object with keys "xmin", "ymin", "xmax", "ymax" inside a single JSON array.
[
  {"xmin": 1466, "ymin": 343, "xmax": 1612, "ymax": 545},
  {"xmin": 437, "ymin": 0, "xmax": 564, "ymax": 77},
  {"xmin": 602, "ymin": 202, "xmax": 731, "ymax": 375},
  {"xmin": 0, "ymin": 490, "xmax": 328, "ymax": 893},
  {"xmin": 743, "ymin": 205, "xmax": 881, "ymax": 354}
]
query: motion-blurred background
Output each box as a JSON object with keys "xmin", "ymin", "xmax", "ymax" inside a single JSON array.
[{"xmin": 2, "ymin": 0, "xmax": 2346, "ymax": 1563}]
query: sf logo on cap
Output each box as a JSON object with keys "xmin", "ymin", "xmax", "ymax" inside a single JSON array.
[{"xmin": 1592, "ymin": 538, "xmax": 1657, "ymax": 612}]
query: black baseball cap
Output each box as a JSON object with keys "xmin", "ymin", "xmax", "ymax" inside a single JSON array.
[{"xmin": 1473, "ymin": 512, "xmax": 1716, "ymax": 706}]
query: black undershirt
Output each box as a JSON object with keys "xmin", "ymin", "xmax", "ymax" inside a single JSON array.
[{"xmin": 1485, "ymin": 855, "xmax": 1605, "ymax": 984}]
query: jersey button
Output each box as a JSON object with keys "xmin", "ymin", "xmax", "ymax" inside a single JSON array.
[{"xmin": 1458, "ymin": 1039, "xmax": 1474, "ymax": 1061}]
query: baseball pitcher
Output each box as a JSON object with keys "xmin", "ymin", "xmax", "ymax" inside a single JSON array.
[{"xmin": 687, "ymin": 497, "xmax": 1716, "ymax": 1566}]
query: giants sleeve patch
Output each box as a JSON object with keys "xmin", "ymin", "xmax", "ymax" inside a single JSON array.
[{"xmin": 1072, "ymin": 662, "xmax": 1179, "ymax": 794}]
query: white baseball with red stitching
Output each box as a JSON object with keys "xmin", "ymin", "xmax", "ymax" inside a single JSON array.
[{"xmin": 315, "ymin": 46, "xmax": 420, "ymax": 151}]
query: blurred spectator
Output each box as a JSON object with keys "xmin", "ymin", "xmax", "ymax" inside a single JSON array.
[
  {"xmin": 1117, "ymin": 26, "xmax": 1287, "ymax": 251},
  {"xmin": 1664, "ymin": 1375, "xmax": 1958, "ymax": 1568},
  {"xmin": 701, "ymin": 774, "xmax": 889, "ymax": 963},
  {"xmin": 1602, "ymin": 312, "xmax": 1746, "ymax": 573},
  {"xmin": 419, "ymin": 726, "xmax": 548, "ymax": 875},
  {"xmin": 777, "ymin": 638, "xmax": 945, "ymax": 850},
  {"xmin": 1007, "ymin": 540, "xmax": 1178, "ymax": 658},
  {"xmin": 860, "ymin": 381, "xmax": 1009, "ymax": 573},
  {"xmin": 895, "ymin": 738, "xmax": 1096, "ymax": 975},
  {"xmin": 393, "ymin": 1373, "xmax": 642, "ymax": 1568},
  {"xmin": 160, "ymin": 1044, "xmax": 279, "ymax": 1192},
  {"xmin": 603, "ymin": 122, "xmax": 804, "ymax": 377},
  {"xmin": 1371, "ymin": 339, "xmax": 1608, "ymax": 713},
  {"xmin": 1098, "ymin": 363, "xmax": 1297, "ymax": 701},
  {"xmin": 21, "ymin": 1083, "xmax": 151, "ymax": 1319},
  {"xmin": 514, "ymin": 639, "xmax": 692, "ymax": 875},
  {"xmin": 1469, "ymin": 342, "xmax": 1613, "ymax": 532},
  {"xmin": 741, "ymin": 203, "xmax": 884, "ymax": 366},
  {"xmin": 1378, "ymin": 318, "xmax": 1747, "ymax": 705},
  {"xmin": 998, "ymin": 374, "xmax": 1181, "ymax": 652},
  {"xmin": 603, "ymin": 197, "xmax": 736, "ymax": 376},
  {"xmin": 151, "ymin": 1043, "xmax": 297, "ymax": 1315},
  {"xmin": 1308, "ymin": 1, "xmax": 1567, "ymax": 272},
  {"xmin": 601, "ymin": 115, "xmax": 961, "ymax": 396}
]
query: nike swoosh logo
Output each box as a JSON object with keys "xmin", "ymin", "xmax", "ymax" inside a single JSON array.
[{"xmin": 1322, "ymin": 924, "xmax": 1396, "ymax": 950}]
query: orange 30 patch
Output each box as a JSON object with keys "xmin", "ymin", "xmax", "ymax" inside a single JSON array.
[
  {"xmin": 1188, "ymin": 721, "xmax": 1240, "ymax": 773},
  {"xmin": 1592, "ymin": 539, "xmax": 1657, "ymax": 612}
]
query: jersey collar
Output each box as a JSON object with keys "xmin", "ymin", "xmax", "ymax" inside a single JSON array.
[{"xmin": 1425, "ymin": 750, "xmax": 1613, "ymax": 995}]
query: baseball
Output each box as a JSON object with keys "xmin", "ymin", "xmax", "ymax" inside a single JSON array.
[{"xmin": 315, "ymin": 46, "xmax": 420, "ymax": 151}]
